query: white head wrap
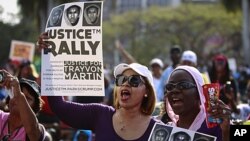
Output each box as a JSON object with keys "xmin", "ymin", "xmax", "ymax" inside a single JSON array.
[{"xmin": 166, "ymin": 66, "xmax": 206, "ymax": 131}]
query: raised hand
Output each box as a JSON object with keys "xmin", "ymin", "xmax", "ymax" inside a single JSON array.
[{"xmin": 36, "ymin": 32, "xmax": 50, "ymax": 49}]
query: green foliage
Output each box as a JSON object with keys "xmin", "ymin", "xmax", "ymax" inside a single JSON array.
[
  {"xmin": 221, "ymin": 0, "xmax": 242, "ymax": 12},
  {"xmin": 103, "ymin": 3, "xmax": 242, "ymax": 66},
  {"xmin": 0, "ymin": 20, "xmax": 38, "ymax": 66}
]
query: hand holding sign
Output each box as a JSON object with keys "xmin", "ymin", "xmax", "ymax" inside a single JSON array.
[{"xmin": 41, "ymin": 1, "xmax": 104, "ymax": 96}]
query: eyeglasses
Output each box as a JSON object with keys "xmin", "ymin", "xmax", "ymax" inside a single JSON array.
[
  {"xmin": 1, "ymin": 134, "xmax": 10, "ymax": 141},
  {"xmin": 115, "ymin": 75, "xmax": 145, "ymax": 87},
  {"xmin": 165, "ymin": 81, "xmax": 196, "ymax": 92}
]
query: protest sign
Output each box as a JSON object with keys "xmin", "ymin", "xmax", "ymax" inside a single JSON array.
[
  {"xmin": 148, "ymin": 123, "xmax": 216, "ymax": 141},
  {"xmin": 9, "ymin": 40, "xmax": 35, "ymax": 62},
  {"xmin": 41, "ymin": 1, "xmax": 104, "ymax": 96}
]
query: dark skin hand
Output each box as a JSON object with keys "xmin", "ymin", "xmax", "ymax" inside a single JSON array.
[
  {"xmin": 208, "ymin": 99, "xmax": 231, "ymax": 141},
  {"xmin": 37, "ymin": 32, "xmax": 50, "ymax": 49},
  {"xmin": 223, "ymin": 86, "xmax": 239, "ymax": 114}
]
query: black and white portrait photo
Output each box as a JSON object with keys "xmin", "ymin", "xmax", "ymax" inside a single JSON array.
[
  {"xmin": 44, "ymin": 1, "xmax": 104, "ymax": 96},
  {"xmin": 169, "ymin": 131, "xmax": 192, "ymax": 141},
  {"xmin": 65, "ymin": 5, "xmax": 81, "ymax": 26},
  {"xmin": 83, "ymin": 3, "xmax": 101, "ymax": 26},
  {"xmin": 149, "ymin": 124, "xmax": 173, "ymax": 141},
  {"xmin": 47, "ymin": 5, "xmax": 64, "ymax": 27}
]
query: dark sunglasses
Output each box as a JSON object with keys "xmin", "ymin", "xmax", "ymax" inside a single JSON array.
[
  {"xmin": 165, "ymin": 81, "xmax": 196, "ymax": 92},
  {"xmin": 115, "ymin": 75, "xmax": 145, "ymax": 87}
]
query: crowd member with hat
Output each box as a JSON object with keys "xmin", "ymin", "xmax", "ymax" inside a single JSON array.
[
  {"xmin": 180, "ymin": 50, "xmax": 210, "ymax": 84},
  {"xmin": 180, "ymin": 50, "xmax": 197, "ymax": 67},
  {"xmin": 44, "ymin": 63, "xmax": 158, "ymax": 141},
  {"xmin": 37, "ymin": 32, "xmax": 159, "ymax": 141},
  {"xmin": 16, "ymin": 60, "xmax": 39, "ymax": 81},
  {"xmin": 165, "ymin": 66, "xmax": 231, "ymax": 141},
  {"xmin": 208, "ymin": 54, "xmax": 238, "ymax": 113},
  {"xmin": 37, "ymin": 32, "xmax": 159, "ymax": 140},
  {"xmin": 149, "ymin": 58, "xmax": 164, "ymax": 102},
  {"xmin": 231, "ymin": 80, "xmax": 250, "ymax": 121},
  {"xmin": 157, "ymin": 45, "xmax": 182, "ymax": 102},
  {"xmin": 0, "ymin": 70, "xmax": 46, "ymax": 141}
]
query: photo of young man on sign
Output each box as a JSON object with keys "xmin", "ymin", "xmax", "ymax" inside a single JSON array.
[{"xmin": 42, "ymin": 1, "xmax": 104, "ymax": 96}]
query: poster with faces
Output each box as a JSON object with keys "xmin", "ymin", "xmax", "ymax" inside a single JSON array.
[
  {"xmin": 47, "ymin": 2, "xmax": 101, "ymax": 27},
  {"xmin": 148, "ymin": 123, "xmax": 216, "ymax": 141},
  {"xmin": 42, "ymin": 1, "xmax": 104, "ymax": 96}
]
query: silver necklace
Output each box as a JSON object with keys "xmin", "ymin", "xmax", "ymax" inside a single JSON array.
[
  {"xmin": 116, "ymin": 113, "xmax": 126, "ymax": 131},
  {"xmin": 115, "ymin": 112, "xmax": 142, "ymax": 131}
]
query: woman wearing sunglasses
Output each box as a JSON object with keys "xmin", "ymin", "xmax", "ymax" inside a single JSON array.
[
  {"xmin": 165, "ymin": 66, "xmax": 231, "ymax": 141},
  {"xmin": 37, "ymin": 32, "xmax": 158, "ymax": 140},
  {"xmin": 0, "ymin": 70, "xmax": 46, "ymax": 141},
  {"xmin": 42, "ymin": 62, "xmax": 158, "ymax": 141},
  {"xmin": 37, "ymin": 33, "xmax": 156, "ymax": 141}
]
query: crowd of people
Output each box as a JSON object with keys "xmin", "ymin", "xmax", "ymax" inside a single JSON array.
[{"xmin": 0, "ymin": 31, "xmax": 250, "ymax": 141}]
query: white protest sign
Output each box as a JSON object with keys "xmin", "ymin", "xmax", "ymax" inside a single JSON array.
[
  {"xmin": 9, "ymin": 40, "xmax": 35, "ymax": 62},
  {"xmin": 41, "ymin": 1, "xmax": 104, "ymax": 96},
  {"xmin": 148, "ymin": 123, "xmax": 216, "ymax": 141}
]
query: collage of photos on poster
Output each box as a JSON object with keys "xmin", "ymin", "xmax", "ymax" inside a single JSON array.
[
  {"xmin": 148, "ymin": 123, "xmax": 216, "ymax": 141},
  {"xmin": 47, "ymin": 2, "xmax": 101, "ymax": 27},
  {"xmin": 42, "ymin": 1, "xmax": 104, "ymax": 97}
]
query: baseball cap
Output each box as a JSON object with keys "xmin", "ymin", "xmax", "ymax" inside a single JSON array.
[
  {"xmin": 114, "ymin": 63, "xmax": 154, "ymax": 89},
  {"xmin": 150, "ymin": 58, "xmax": 164, "ymax": 68},
  {"xmin": 213, "ymin": 54, "xmax": 227, "ymax": 61},
  {"xmin": 181, "ymin": 50, "xmax": 197, "ymax": 65},
  {"xmin": 19, "ymin": 78, "xmax": 40, "ymax": 97}
]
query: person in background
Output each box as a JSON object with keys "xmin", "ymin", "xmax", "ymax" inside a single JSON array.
[
  {"xmin": 180, "ymin": 50, "xmax": 210, "ymax": 84},
  {"xmin": 102, "ymin": 69, "xmax": 114, "ymax": 106},
  {"xmin": 17, "ymin": 60, "xmax": 39, "ymax": 81},
  {"xmin": 208, "ymin": 54, "xmax": 238, "ymax": 113},
  {"xmin": 180, "ymin": 50, "xmax": 197, "ymax": 67},
  {"xmin": 36, "ymin": 74, "xmax": 73, "ymax": 140},
  {"xmin": 231, "ymin": 80, "xmax": 250, "ymax": 121},
  {"xmin": 165, "ymin": 66, "xmax": 231, "ymax": 141},
  {"xmin": 114, "ymin": 40, "xmax": 137, "ymax": 64},
  {"xmin": 149, "ymin": 58, "xmax": 164, "ymax": 102},
  {"xmin": 0, "ymin": 70, "xmax": 46, "ymax": 141},
  {"xmin": 1, "ymin": 59, "xmax": 18, "ymax": 76},
  {"xmin": 237, "ymin": 66, "xmax": 250, "ymax": 103},
  {"xmin": 157, "ymin": 45, "xmax": 182, "ymax": 102}
]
